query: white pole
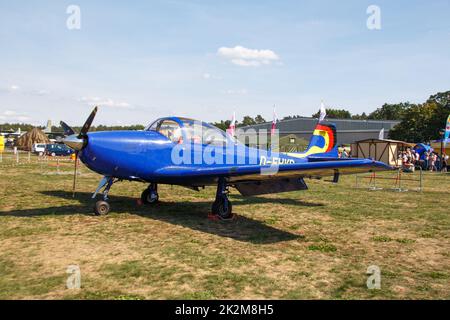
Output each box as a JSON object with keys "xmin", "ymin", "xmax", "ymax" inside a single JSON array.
[{"xmin": 28, "ymin": 151, "xmax": 31, "ymax": 163}]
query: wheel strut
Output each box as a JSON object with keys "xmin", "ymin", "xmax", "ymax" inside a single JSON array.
[
  {"xmin": 211, "ymin": 177, "xmax": 233, "ymax": 220},
  {"xmin": 92, "ymin": 176, "xmax": 115, "ymax": 216}
]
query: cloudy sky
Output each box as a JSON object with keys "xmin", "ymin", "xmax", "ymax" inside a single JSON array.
[{"xmin": 0, "ymin": 0, "xmax": 449, "ymax": 126}]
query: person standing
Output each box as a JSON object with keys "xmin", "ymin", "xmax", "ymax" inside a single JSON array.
[
  {"xmin": 442, "ymin": 153, "xmax": 448, "ymax": 173},
  {"xmin": 430, "ymin": 152, "xmax": 437, "ymax": 171},
  {"xmin": 424, "ymin": 151, "xmax": 429, "ymax": 170}
]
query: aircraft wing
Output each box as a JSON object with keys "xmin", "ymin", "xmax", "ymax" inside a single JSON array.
[{"xmin": 155, "ymin": 158, "xmax": 392, "ymax": 182}]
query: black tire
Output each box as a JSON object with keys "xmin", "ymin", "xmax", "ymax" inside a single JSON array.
[
  {"xmin": 94, "ymin": 201, "xmax": 110, "ymax": 216},
  {"xmin": 141, "ymin": 189, "xmax": 159, "ymax": 205},
  {"xmin": 212, "ymin": 199, "xmax": 233, "ymax": 220}
]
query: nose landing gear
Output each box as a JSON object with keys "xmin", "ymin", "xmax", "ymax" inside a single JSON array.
[
  {"xmin": 92, "ymin": 176, "xmax": 115, "ymax": 216},
  {"xmin": 94, "ymin": 201, "xmax": 110, "ymax": 216}
]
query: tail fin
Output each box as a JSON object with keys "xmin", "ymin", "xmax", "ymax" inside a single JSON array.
[
  {"xmin": 304, "ymin": 122, "xmax": 338, "ymax": 157},
  {"xmin": 286, "ymin": 122, "xmax": 337, "ymax": 158}
]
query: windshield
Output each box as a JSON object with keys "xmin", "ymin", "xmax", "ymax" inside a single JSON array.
[
  {"xmin": 145, "ymin": 118, "xmax": 231, "ymax": 146},
  {"xmin": 144, "ymin": 120, "xmax": 158, "ymax": 132},
  {"xmin": 180, "ymin": 119, "xmax": 229, "ymax": 146}
]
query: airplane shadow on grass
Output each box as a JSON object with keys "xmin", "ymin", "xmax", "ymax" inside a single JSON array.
[{"xmin": 1, "ymin": 190, "xmax": 324, "ymax": 244}]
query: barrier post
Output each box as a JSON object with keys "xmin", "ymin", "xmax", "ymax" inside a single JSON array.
[
  {"xmin": 419, "ymin": 167, "xmax": 423, "ymax": 192},
  {"xmin": 16, "ymin": 151, "xmax": 19, "ymax": 164},
  {"xmin": 0, "ymin": 152, "xmax": 2, "ymax": 163},
  {"xmin": 373, "ymin": 172, "xmax": 376, "ymax": 190},
  {"xmin": 28, "ymin": 151, "xmax": 31, "ymax": 163},
  {"xmin": 57, "ymin": 159, "xmax": 60, "ymax": 174}
]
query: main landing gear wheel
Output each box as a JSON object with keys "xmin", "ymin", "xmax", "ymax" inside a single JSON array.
[
  {"xmin": 141, "ymin": 184, "xmax": 159, "ymax": 204},
  {"xmin": 212, "ymin": 199, "xmax": 233, "ymax": 220},
  {"xmin": 94, "ymin": 200, "xmax": 110, "ymax": 216},
  {"xmin": 212, "ymin": 177, "xmax": 234, "ymax": 220}
]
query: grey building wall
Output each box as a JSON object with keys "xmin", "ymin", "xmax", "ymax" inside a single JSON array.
[{"xmin": 241, "ymin": 117, "xmax": 400, "ymax": 145}]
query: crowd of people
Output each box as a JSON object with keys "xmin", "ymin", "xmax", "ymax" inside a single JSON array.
[
  {"xmin": 338, "ymin": 146, "xmax": 449, "ymax": 173},
  {"xmin": 400, "ymin": 148, "xmax": 448, "ymax": 172}
]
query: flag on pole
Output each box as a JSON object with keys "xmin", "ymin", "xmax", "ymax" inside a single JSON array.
[
  {"xmin": 271, "ymin": 106, "xmax": 278, "ymax": 136},
  {"xmin": 319, "ymin": 101, "xmax": 327, "ymax": 122},
  {"xmin": 379, "ymin": 128, "xmax": 385, "ymax": 140},
  {"xmin": 227, "ymin": 111, "xmax": 236, "ymax": 137},
  {"xmin": 444, "ymin": 114, "xmax": 450, "ymax": 148}
]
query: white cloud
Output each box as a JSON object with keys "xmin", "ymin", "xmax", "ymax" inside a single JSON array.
[
  {"xmin": 34, "ymin": 89, "xmax": 49, "ymax": 96},
  {"xmin": 79, "ymin": 97, "xmax": 133, "ymax": 109},
  {"xmin": 4, "ymin": 110, "xmax": 17, "ymax": 116},
  {"xmin": 224, "ymin": 89, "xmax": 248, "ymax": 95},
  {"xmin": 217, "ymin": 45, "xmax": 280, "ymax": 67},
  {"xmin": 202, "ymin": 72, "xmax": 222, "ymax": 80},
  {"xmin": 0, "ymin": 85, "xmax": 20, "ymax": 93},
  {"xmin": 16, "ymin": 116, "xmax": 31, "ymax": 122},
  {"xmin": 1, "ymin": 110, "xmax": 31, "ymax": 122}
]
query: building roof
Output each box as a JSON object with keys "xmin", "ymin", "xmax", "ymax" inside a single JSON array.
[
  {"xmin": 354, "ymin": 138, "xmax": 415, "ymax": 147},
  {"xmin": 242, "ymin": 117, "xmax": 400, "ymax": 132}
]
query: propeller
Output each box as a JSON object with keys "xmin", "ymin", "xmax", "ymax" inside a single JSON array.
[
  {"xmin": 78, "ymin": 106, "xmax": 98, "ymax": 138},
  {"xmin": 60, "ymin": 106, "xmax": 98, "ymax": 197},
  {"xmin": 60, "ymin": 121, "xmax": 75, "ymax": 136}
]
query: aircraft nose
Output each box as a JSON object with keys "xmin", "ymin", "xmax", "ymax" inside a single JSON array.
[{"xmin": 63, "ymin": 134, "xmax": 86, "ymax": 151}]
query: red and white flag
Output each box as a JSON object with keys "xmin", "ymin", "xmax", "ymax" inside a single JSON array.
[
  {"xmin": 319, "ymin": 100, "xmax": 327, "ymax": 122},
  {"xmin": 227, "ymin": 111, "xmax": 236, "ymax": 137},
  {"xmin": 271, "ymin": 106, "xmax": 278, "ymax": 135}
]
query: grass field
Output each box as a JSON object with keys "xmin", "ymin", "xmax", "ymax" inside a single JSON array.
[{"xmin": 0, "ymin": 155, "xmax": 449, "ymax": 300}]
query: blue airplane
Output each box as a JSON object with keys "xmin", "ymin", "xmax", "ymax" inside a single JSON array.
[{"xmin": 61, "ymin": 107, "xmax": 391, "ymax": 218}]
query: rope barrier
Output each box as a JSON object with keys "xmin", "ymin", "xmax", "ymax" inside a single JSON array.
[
  {"xmin": 355, "ymin": 168, "xmax": 423, "ymax": 192},
  {"xmin": 0, "ymin": 152, "xmax": 79, "ymax": 174}
]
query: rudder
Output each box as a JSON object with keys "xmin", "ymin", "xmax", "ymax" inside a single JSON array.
[{"xmin": 303, "ymin": 122, "xmax": 338, "ymax": 158}]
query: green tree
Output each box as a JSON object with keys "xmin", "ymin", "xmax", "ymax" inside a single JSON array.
[
  {"xmin": 312, "ymin": 108, "xmax": 351, "ymax": 119},
  {"xmin": 254, "ymin": 115, "xmax": 266, "ymax": 124},
  {"xmin": 388, "ymin": 102, "xmax": 435, "ymax": 142},
  {"xmin": 368, "ymin": 103, "xmax": 412, "ymax": 120},
  {"xmin": 240, "ymin": 116, "xmax": 257, "ymax": 127},
  {"xmin": 352, "ymin": 112, "xmax": 368, "ymax": 120},
  {"xmin": 428, "ymin": 91, "xmax": 450, "ymax": 107},
  {"xmin": 210, "ymin": 120, "xmax": 231, "ymax": 131},
  {"xmin": 0, "ymin": 123, "xmax": 42, "ymax": 132},
  {"xmin": 388, "ymin": 90, "xmax": 450, "ymax": 142}
]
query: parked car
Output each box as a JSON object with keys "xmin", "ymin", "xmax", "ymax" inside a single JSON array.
[
  {"xmin": 45, "ymin": 144, "xmax": 74, "ymax": 157},
  {"xmin": 5, "ymin": 140, "xmax": 14, "ymax": 148},
  {"xmin": 32, "ymin": 143, "xmax": 47, "ymax": 155}
]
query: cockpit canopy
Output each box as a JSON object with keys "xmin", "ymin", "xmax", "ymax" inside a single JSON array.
[{"xmin": 145, "ymin": 117, "xmax": 231, "ymax": 146}]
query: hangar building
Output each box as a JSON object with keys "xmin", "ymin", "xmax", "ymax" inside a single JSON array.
[{"xmin": 241, "ymin": 117, "xmax": 400, "ymax": 147}]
